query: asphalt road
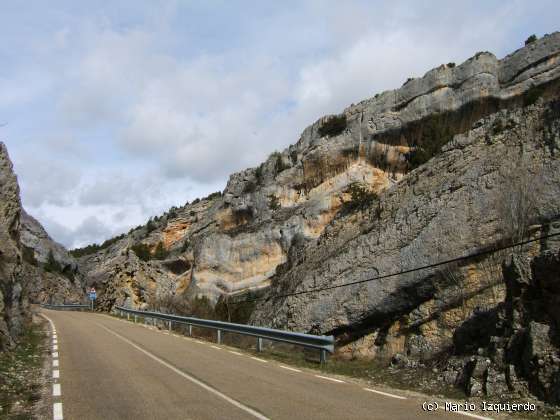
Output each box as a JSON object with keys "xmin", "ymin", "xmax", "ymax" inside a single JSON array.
[{"xmin": 41, "ymin": 309, "xmax": 473, "ymax": 420}]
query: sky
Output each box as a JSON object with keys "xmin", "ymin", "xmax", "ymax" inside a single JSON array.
[{"xmin": 1, "ymin": 1, "xmax": 558, "ymax": 249}]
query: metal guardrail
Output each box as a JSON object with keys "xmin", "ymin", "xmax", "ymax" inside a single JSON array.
[
  {"xmin": 115, "ymin": 306, "xmax": 335, "ymax": 363},
  {"xmin": 41, "ymin": 303, "xmax": 90, "ymax": 311}
]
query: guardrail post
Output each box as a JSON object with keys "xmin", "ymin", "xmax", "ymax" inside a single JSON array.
[
  {"xmin": 134, "ymin": 315, "xmax": 137, "ymax": 323},
  {"xmin": 257, "ymin": 337, "xmax": 263, "ymax": 352},
  {"xmin": 217, "ymin": 329, "xmax": 222, "ymax": 344},
  {"xmin": 188, "ymin": 324, "xmax": 192, "ymax": 336},
  {"xmin": 168, "ymin": 321, "xmax": 172, "ymax": 332},
  {"xmin": 127, "ymin": 313, "xmax": 130, "ymax": 321},
  {"xmin": 320, "ymin": 349, "xmax": 327, "ymax": 366}
]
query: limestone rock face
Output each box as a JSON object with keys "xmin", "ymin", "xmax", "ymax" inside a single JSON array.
[
  {"xmin": 80, "ymin": 33, "xmax": 560, "ymax": 314},
  {"xmin": 0, "ymin": 143, "xmax": 84, "ymax": 350},
  {"xmin": 0, "ymin": 142, "xmax": 27, "ymax": 350}
]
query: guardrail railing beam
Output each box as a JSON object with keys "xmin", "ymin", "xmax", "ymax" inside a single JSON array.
[{"xmin": 114, "ymin": 306, "xmax": 335, "ymax": 360}]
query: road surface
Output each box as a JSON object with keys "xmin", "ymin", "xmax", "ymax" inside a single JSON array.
[{"xmin": 41, "ymin": 309, "xmax": 475, "ymax": 420}]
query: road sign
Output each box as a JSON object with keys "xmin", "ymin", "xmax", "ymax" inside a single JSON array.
[{"xmin": 89, "ymin": 287, "xmax": 97, "ymax": 300}]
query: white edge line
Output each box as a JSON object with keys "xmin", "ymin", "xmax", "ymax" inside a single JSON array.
[
  {"xmin": 96, "ymin": 323, "xmax": 269, "ymax": 420},
  {"xmin": 363, "ymin": 388, "xmax": 407, "ymax": 400},
  {"xmin": 53, "ymin": 370, "xmax": 60, "ymax": 379},
  {"xmin": 53, "ymin": 402, "xmax": 63, "ymax": 420},
  {"xmin": 279, "ymin": 365, "xmax": 301, "ymax": 373},
  {"xmin": 53, "ymin": 383, "xmax": 61, "ymax": 397},
  {"xmin": 251, "ymin": 356, "xmax": 268, "ymax": 363},
  {"xmin": 211, "ymin": 345, "xmax": 221, "ymax": 350},
  {"xmin": 453, "ymin": 411, "xmax": 494, "ymax": 420},
  {"xmin": 229, "ymin": 351, "xmax": 243, "ymax": 356},
  {"xmin": 53, "ymin": 359, "xmax": 59, "ymax": 367},
  {"xmin": 315, "ymin": 375, "xmax": 345, "ymax": 383},
  {"xmin": 53, "ymin": 352, "xmax": 59, "ymax": 358}
]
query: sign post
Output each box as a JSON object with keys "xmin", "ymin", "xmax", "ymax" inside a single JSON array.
[{"xmin": 88, "ymin": 287, "xmax": 97, "ymax": 311}]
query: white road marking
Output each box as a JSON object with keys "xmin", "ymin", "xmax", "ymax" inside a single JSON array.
[
  {"xmin": 453, "ymin": 411, "xmax": 493, "ymax": 420},
  {"xmin": 229, "ymin": 351, "xmax": 243, "ymax": 356},
  {"xmin": 53, "ymin": 344, "xmax": 58, "ymax": 351},
  {"xmin": 53, "ymin": 352, "xmax": 59, "ymax": 358},
  {"xmin": 251, "ymin": 357, "xmax": 268, "ymax": 363},
  {"xmin": 363, "ymin": 388, "xmax": 407, "ymax": 400},
  {"xmin": 315, "ymin": 375, "xmax": 345, "ymax": 383},
  {"xmin": 53, "ymin": 402, "xmax": 63, "ymax": 420},
  {"xmin": 53, "ymin": 359, "xmax": 59, "ymax": 367},
  {"xmin": 195, "ymin": 340, "xmax": 205, "ymax": 344},
  {"xmin": 97, "ymin": 323, "xmax": 270, "ymax": 420},
  {"xmin": 53, "ymin": 339, "xmax": 58, "ymax": 344},
  {"xmin": 211, "ymin": 345, "xmax": 221, "ymax": 350},
  {"xmin": 53, "ymin": 383, "xmax": 61, "ymax": 397},
  {"xmin": 53, "ymin": 370, "xmax": 60, "ymax": 379},
  {"xmin": 279, "ymin": 365, "xmax": 301, "ymax": 373}
]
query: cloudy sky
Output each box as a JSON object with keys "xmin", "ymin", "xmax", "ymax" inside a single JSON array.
[{"xmin": 1, "ymin": 1, "xmax": 557, "ymax": 249}]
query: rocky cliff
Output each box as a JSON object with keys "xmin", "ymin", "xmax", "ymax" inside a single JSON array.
[
  {"xmin": 75, "ymin": 32, "xmax": 560, "ymax": 402},
  {"xmin": 0, "ymin": 143, "xmax": 84, "ymax": 350}
]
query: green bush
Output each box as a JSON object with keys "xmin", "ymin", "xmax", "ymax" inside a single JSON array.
[
  {"xmin": 525, "ymin": 34, "xmax": 537, "ymax": 45},
  {"xmin": 70, "ymin": 233, "xmax": 126, "ymax": 257},
  {"xmin": 153, "ymin": 241, "xmax": 169, "ymax": 260},
  {"xmin": 447, "ymin": 62, "xmax": 456, "ymax": 68},
  {"xmin": 406, "ymin": 113, "xmax": 453, "ymax": 168},
  {"xmin": 523, "ymin": 85, "xmax": 545, "ymax": 106},
  {"xmin": 268, "ymin": 194, "xmax": 280, "ymax": 211},
  {"xmin": 318, "ymin": 115, "xmax": 347, "ymax": 137},
  {"xmin": 131, "ymin": 243, "xmax": 151, "ymax": 262},
  {"xmin": 44, "ymin": 250, "xmax": 62, "ymax": 273},
  {"xmin": 22, "ymin": 246, "xmax": 38, "ymax": 266},
  {"xmin": 343, "ymin": 183, "xmax": 378, "ymax": 212}
]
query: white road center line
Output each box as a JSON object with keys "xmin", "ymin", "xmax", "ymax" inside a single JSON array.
[
  {"xmin": 53, "ymin": 383, "xmax": 61, "ymax": 397},
  {"xmin": 315, "ymin": 375, "xmax": 345, "ymax": 383},
  {"xmin": 53, "ymin": 402, "xmax": 63, "ymax": 420},
  {"xmin": 279, "ymin": 365, "xmax": 301, "ymax": 373},
  {"xmin": 97, "ymin": 323, "xmax": 270, "ymax": 420},
  {"xmin": 363, "ymin": 388, "xmax": 407, "ymax": 400},
  {"xmin": 453, "ymin": 411, "xmax": 493, "ymax": 420},
  {"xmin": 229, "ymin": 350, "xmax": 243, "ymax": 356},
  {"xmin": 53, "ymin": 370, "xmax": 60, "ymax": 379},
  {"xmin": 53, "ymin": 359, "xmax": 59, "ymax": 367},
  {"xmin": 211, "ymin": 345, "xmax": 221, "ymax": 350}
]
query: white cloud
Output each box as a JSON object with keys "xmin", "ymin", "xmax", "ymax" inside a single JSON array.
[{"xmin": 2, "ymin": 0, "xmax": 557, "ymax": 247}]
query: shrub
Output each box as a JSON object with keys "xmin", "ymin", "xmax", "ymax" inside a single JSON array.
[
  {"xmin": 215, "ymin": 292, "xmax": 258, "ymax": 324},
  {"xmin": 318, "ymin": 115, "xmax": 347, "ymax": 137},
  {"xmin": 523, "ymin": 85, "xmax": 545, "ymax": 106},
  {"xmin": 44, "ymin": 250, "xmax": 62, "ymax": 273},
  {"xmin": 525, "ymin": 34, "xmax": 537, "ymax": 45},
  {"xmin": 70, "ymin": 233, "xmax": 126, "ymax": 257},
  {"xmin": 153, "ymin": 241, "xmax": 169, "ymax": 260},
  {"xmin": 180, "ymin": 239, "xmax": 190, "ymax": 253},
  {"xmin": 271, "ymin": 152, "xmax": 290, "ymax": 174},
  {"xmin": 131, "ymin": 243, "xmax": 151, "ymax": 262},
  {"xmin": 447, "ymin": 62, "xmax": 456, "ymax": 68},
  {"xmin": 22, "ymin": 246, "xmax": 38, "ymax": 266},
  {"xmin": 268, "ymin": 194, "xmax": 280, "ymax": 211},
  {"xmin": 343, "ymin": 183, "xmax": 378, "ymax": 212},
  {"xmin": 205, "ymin": 191, "xmax": 222, "ymax": 200},
  {"xmin": 405, "ymin": 113, "xmax": 454, "ymax": 168},
  {"xmin": 146, "ymin": 219, "xmax": 156, "ymax": 234}
]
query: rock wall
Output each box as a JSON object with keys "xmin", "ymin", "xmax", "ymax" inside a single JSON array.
[
  {"xmin": 0, "ymin": 142, "xmax": 28, "ymax": 350},
  {"xmin": 80, "ymin": 34, "xmax": 560, "ymax": 315},
  {"xmin": 0, "ymin": 142, "xmax": 84, "ymax": 350}
]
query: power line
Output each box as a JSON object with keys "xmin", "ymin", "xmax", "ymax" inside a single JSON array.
[{"xmin": 231, "ymin": 230, "xmax": 560, "ymax": 305}]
